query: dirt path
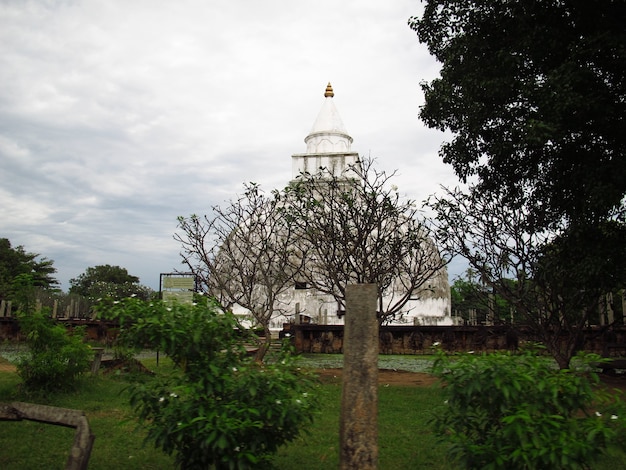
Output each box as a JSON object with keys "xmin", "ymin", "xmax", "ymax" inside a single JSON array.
[
  {"xmin": 2, "ymin": 355, "xmax": 625, "ymax": 392},
  {"xmin": 0, "ymin": 357, "xmax": 16, "ymax": 372},
  {"xmin": 315, "ymin": 367, "xmax": 626, "ymax": 393},
  {"xmin": 316, "ymin": 368, "xmax": 439, "ymax": 387}
]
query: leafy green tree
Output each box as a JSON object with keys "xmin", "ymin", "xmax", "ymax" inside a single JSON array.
[
  {"xmin": 412, "ymin": 1, "xmax": 626, "ymax": 366},
  {"xmin": 431, "ymin": 347, "xmax": 626, "ymax": 469},
  {"xmin": 430, "ymin": 187, "xmax": 626, "ymax": 367},
  {"xmin": 409, "ymin": 1, "xmax": 626, "ymax": 230},
  {"xmin": 14, "ymin": 274, "xmax": 91, "ymax": 393},
  {"xmin": 69, "ymin": 264, "xmax": 152, "ymax": 300},
  {"xmin": 451, "ymin": 271, "xmax": 515, "ymax": 325},
  {"xmin": 17, "ymin": 313, "xmax": 92, "ymax": 393},
  {"xmin": 0, "ymin": 238, "xmax": 58, "ymax": 301},
  {"xmin": 532, "ymin": 221, "xmax": 626, "ymax": 329},
  {"xmin": 98, "ymin": 296, "xmax": 319, "ymax": 469}
]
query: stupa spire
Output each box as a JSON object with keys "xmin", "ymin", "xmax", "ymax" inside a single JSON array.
[
  {"xmin": 324, "ymin": 82, "xmax": 334, "ymax": 98},
  {"xmin": 292, "ymin": 84, "xmax": 360, "ymax": 181},
  {"xmin": 305, "ymin": 83, "xmax": 352, "ymax": 153}
]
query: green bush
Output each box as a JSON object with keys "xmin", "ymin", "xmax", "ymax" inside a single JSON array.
[
  {"xmin": 99, "ymin": 297, "xmax": 319, "ymax": 469},
  {"xmin": 17, "ymin": 312, "xmax": 92, "ymax": 392},
  {"xmin": 430, "ymin": 347, "xmax": 625, "ymax": 469}
]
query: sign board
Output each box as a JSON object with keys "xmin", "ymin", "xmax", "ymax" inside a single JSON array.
[
  {"xmin": 162, "ymin": 290, "xmax": 194, "ymax": 304},
  {"xmin": 160, "ymin": 273, "xmax": 196, "ymax": 305},
  {"xmin": 162, "ymin": 277, "xmax": 195, "ymax": 289}
]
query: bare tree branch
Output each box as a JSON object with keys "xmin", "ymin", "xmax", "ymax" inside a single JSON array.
[
  {"xmin": 283, "ymin": 157, "xmax": 450, "ymax": 323},
  {"xmin": 175, "ymin": 183, "xmax": 304, "ymax": 360}
]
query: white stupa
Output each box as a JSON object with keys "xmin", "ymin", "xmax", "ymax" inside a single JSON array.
[{"xmin": 262, "ymin": 83, "xmax": 452, "ymax": 329}]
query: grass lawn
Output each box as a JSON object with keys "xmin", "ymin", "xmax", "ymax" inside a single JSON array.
[
  {"xmin": 0, "ymin": 354, "xmax": 625, "ymax": 469},
  {"xmin": 0, "ymin": 369, "xmax": 174, "ymax": 469}
]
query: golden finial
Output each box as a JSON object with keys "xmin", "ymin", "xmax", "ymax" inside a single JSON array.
[{"xmin": 324, "ymin": 82, "xmax": 334, "ymax": 98}]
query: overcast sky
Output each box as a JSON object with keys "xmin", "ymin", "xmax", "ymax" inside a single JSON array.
[{"xmin": 1, "ymin": 0, "xmax": 465, "ymax": 292}]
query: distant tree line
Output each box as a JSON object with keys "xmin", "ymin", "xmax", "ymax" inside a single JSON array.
[
  {"xmin": 1, "ymin": 238, "xmax": 152, "ymax": 317},
  {"xmin": 450, "ymin": 270, "xmax": 625, "ymax": 328},
  {"xmin": 0, "ymin": 238, "xmax": 58, "ymax": 301}
]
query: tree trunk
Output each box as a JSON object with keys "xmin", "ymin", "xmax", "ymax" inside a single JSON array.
[
  {"xmin": 254, "ymin": 324, "xmax": 272, "ymax": 362},
  {"xmin": 553, "ymin": 352, "xmax": 572, "ymax": 370}
]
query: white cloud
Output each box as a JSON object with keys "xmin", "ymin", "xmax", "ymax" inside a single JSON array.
[{"xmin": 0, "ymin": 0, "xmax": 462, "ymax": 290}]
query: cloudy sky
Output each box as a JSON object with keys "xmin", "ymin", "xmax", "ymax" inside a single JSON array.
[{"xmin": 1, "ymin": 0, "xmax": 464, "ymax": 292}]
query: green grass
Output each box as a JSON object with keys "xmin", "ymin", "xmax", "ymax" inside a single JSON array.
[
  {"xmin": 0, "ymin": 370, "xmax": 174, "ymax": 469},
  {"xmin": 0, "ymin": 357, "xmax": 625, "ymax": 469},
  {"xmin": 273, "ymin": 383, "xmax": 452, "ymax": 469}
]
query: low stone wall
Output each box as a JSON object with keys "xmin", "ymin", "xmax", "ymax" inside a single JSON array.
[
  {"xmin": 0, "ymin": 317, "xmax": 120, "ymax": 344},
  {"xmin": 288, "ymin": 324, "xmax": 626, "ymax": 356},
  {"xmin": 3, "ymin": 317, "xmax": 625, "ymax": 357}
]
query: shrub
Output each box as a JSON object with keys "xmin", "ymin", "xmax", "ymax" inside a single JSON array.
[
  {"xmin": 99, "ymin": 297, "xmax": 319, "ymax": 469},
  {"xmin": 17, "ymin": 312, "xmax": 92, "ymax": 392},
  {"xmin": 430, "ymin": 347, "xmax": 625, "ymax": 469}
]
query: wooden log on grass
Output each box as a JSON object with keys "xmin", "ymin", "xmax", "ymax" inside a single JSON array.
[{"xmin": 0, "ymin": 402, "xmax": 94, "ymax": 470}]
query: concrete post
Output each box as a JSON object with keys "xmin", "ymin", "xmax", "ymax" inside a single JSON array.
[{"xmin": 340, "ymin": 283, "xmax": 378, "ymax": 469}]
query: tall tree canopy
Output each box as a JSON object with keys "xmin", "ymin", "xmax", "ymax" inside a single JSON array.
[
  {"xmin": 429, "ymin": 187, "xmax": 626, "ymax": 368},
  {"xmin": 0, "ymin": 238, "xmax": 58, "ymax": 300},
  {"xmin": 410, "ymin": 1, "xmax": 626, "ymax": 229},
  {"xmin": 411, "ymin": 1, "xmax": 626, "ymax": 367},
  {"xmin": 69, "ymin": 264, "xmax": 152, "ymax": 300}
]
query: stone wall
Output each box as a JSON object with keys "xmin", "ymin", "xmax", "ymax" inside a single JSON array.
[{"xmin": 287, "ymin": 324, "xmax": 626, "ymax": 356}]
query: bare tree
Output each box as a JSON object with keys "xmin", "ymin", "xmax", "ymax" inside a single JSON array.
[
  {"xmin": 428, "ymin": 185, "xmax": 626, "ymax": 368},
  {"xmin": 175, "ymin": 183, "xmax": 303, "ymax": 360},
  {"xmin": 282, "ymin": 157, "xmax": 450, "ymax": 323}
]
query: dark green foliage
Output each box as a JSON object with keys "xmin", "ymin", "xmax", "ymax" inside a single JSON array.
[
  {"xmin": 12, "ymin": 273, "xmax": 91, "ymax": 392},
  {"xmin": 69, "ymin": 264, "xmax": 152, "ymax": 300},
  {"xmin": 409, "ymin": 1, "xmax": 626, "ymax": 229},
  {"xmin": 534, "ymin": 222, "xmax": 626, "ymax": 307},
  {"xmin": 16, "ymin": 312, "xmax": 92, "ymax": 393},
  {"xmin": 0, "ymin": 238, "xmax": 58, "ymax": 301},
  {"xmin": 450, "ymin": 271, "xmax": 515, "ymax": 324},
  {"xmin": 99, "ymin": 297, "xmax": 320, "ymax": 469},
  {"xmin": 431, "ymin": 348, "xmax": 626, "ymax": 469},
  {"xmin": 411, "ymin": 4, "xmax": 626, "ymax": 360}
]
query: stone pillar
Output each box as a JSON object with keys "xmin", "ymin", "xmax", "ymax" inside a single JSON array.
[{"xmin": 340, "ymin": 284, "xmax": 378, "ymax": 470}]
